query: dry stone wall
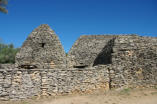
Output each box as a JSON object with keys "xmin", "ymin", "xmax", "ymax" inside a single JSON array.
[
  {"xmin": 0, "ymin": 24, "xmax": 157, "ymax": 100},
  {"xmin": 0, "ymin": 64, "xmax": 15, "ymax": 69},
  {"xmin": 110, "ymin": 35, "xmax": 157, "ymax": 88},
  {"xmin": 67, "ymin": 34, "xmax": 157, "ymax": 89},
  {"xmin": 0, "ymin": 66, "xmax": 109, "ymax": 100}
]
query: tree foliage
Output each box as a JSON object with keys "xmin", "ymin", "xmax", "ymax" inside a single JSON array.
[
  {"xmin": 0, "ymin": 42, "xmax": 19, "ymax": 64},
  {"xmin": 0, "ymin": 0, "xmax": 8, "ymax": 13}
]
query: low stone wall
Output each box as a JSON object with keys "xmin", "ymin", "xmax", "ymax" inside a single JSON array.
[
  {"xmin": 0, "ymin": 64, "xmax": 15, "ymax": 69},
  {"xmin": 0, "ymin": 65, "xmax": 156, "ymax": 100},
  {"xmin": 0, "ymin": 66, "xmax": 109, "ymax": 100}
]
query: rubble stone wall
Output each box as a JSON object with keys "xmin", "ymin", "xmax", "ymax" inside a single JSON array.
[
  {"xmin": 0, "ymin": 64, "xmax": 15, "ymax": 69},
  {"xmin": 110, "ymin": 35, "xmax": 157, "ymax": 88},
  {"xmin": 67, "ymin": 34, "xmax": 157, "ymax": 89},
  {"xmin": 0, "ymin": 66, "xmax": 109, "ymax": 100}
]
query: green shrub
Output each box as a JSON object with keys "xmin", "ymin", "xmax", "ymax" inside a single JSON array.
[{"xmin": 0, "ymin": 43, "xmax": 19, "ymax": 64}]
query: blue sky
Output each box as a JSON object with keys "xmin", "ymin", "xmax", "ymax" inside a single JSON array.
[{"xmin": 0, "ymin": 0, "xmax": 157, "ymax": 52}]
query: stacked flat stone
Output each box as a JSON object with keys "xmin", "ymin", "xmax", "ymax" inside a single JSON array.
[
  {"xmin": 110, "ymin": 35, "xmax": 157, "ymax": 88},
  {"xmin": 0, "ymin": 26, "xmax": 157, "ymax": 100},
  {"xmin": 67, "ymin": 35, "xmax": 116, "ymax": 68},
  {"xmin": 0, "ymin": 67, "xmax": 109, "ymax": 100},
  {"xmin": 15, "ymin": 24, "xmax": 66, "ymax": 69},
  {"xmin": 0, "ymin": 64, "xmax": 15, "ymax": 69},
  {"xmin": 67, "ymin": 34, "xmax": 157, "ymax": 88}
]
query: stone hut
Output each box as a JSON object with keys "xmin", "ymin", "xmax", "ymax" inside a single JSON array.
[
  {"xmin": 67, "ymin": 34, "xmax": 157, "ymax": 88},
  {"xmin": 67, "ymin": 35, "xmax": 157, "ymax": 69},
  {"xmin": 67, "ymin": 35, "xmax": 116, "ymax": 68},
  {"xmin": 15, "ymin": 24, "xmax": 66, "ymax": 69}
]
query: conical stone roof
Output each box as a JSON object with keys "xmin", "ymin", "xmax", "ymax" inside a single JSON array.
[{"xmin": 15, "ymin": 24, "xmax": 66, "ymax": 69}]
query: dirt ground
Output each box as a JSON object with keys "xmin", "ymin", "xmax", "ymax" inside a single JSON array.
[{"xmin": 1, "ymin": 88, "xmax": 157, "ymax": 104}]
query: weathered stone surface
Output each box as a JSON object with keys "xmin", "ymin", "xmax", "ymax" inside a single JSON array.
[
  {"xmin": 0, "ymin": 64, "xmax": 15, "ymax": 69},
  {"xmin": 15, "ymin": 24, "xmax": 66, "ymax": 69},
  {"xmin": 110, "ymin": 35, "xmax": 157, "ymax": 88},
  {"xmin": 67, "ymin": 34, "xmax": 157, "ymax": 88},
  {"xmin": 67, "ymin": 35, "xmax": 116, "ymax": 68},
  {"xmin": 0, "ymin": 67, "xmax": 109, "ymax": 100},
  {"xmin": 0, "ymin": 25, "xmax": 157, "ymax": 100}
]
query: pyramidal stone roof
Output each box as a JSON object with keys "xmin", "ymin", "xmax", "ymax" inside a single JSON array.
[{"xmin": 15, "ymin": 24, "xmax": 66, "ymax": 69}]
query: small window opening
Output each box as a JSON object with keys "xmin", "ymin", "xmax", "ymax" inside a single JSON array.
[{"xmin": 40, "ymin": 43, "xmax": 45, "ymax": 48}]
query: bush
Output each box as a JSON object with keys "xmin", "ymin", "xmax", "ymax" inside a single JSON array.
[{"xmin": 0, "ymin": 43, "xmax": 19, "ymax": 64}]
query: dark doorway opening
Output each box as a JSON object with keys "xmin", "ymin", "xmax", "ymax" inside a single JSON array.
[{"xmin": 93, "ymin": 38, "xmax": 115, "ymax": 66}]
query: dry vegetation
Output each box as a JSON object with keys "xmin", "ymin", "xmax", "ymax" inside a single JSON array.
[{"xmin": 0, "ymin": 88, "xmax": 157, "ymax": 104}]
